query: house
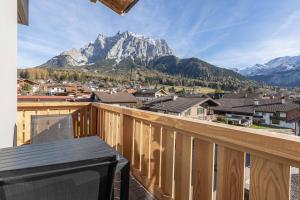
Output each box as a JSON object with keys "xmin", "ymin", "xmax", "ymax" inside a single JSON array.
[
  {"xmin": 133, "ymin": 89, "xmax": 168, "ymax": 102},
  {"xmin": 17, "ymin": 79, "xmax": 40, "ymax": 94},
  {"xmin": 146, "ymin": 96, "xmax": 220, "ymax": 120},
  {"xmin": 213, "ymin": 98, "xmax": 300, "ymax": 134},
  {"xmin": 47, "ymin": 85, "xmax": 69, "ymax": 95},
  {"xmin": 91, "ymin": 91, "xmax": 138, "ymax": 107},
  {"xmin": 254, "ymin": 99, "xmax": 300, "ymax": 134}
]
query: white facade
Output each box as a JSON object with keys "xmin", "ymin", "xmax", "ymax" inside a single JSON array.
[
  {"xmin": 47, "ymin": 86, "xmax": 66, "ymax": 95},
  {"xmin": 256, "ymin": 111, "xmax": 300, "ymax": 135},
  {"xmin": 0, "ymin": 1, "xmax": 17, "ymax": 148}
]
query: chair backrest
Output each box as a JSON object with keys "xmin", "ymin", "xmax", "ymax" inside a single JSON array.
[
  {"xmin": 31, "ymin": 114, "xmax": 74, "ymax": 144},
  {"xmin": 0, "ymin": 156, "xmax": 117, "ymax": 200}
]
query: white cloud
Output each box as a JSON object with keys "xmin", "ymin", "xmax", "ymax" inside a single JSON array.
[{"xmin": 210, "ymin": 8, "xmax": 300, "ymax": 68}]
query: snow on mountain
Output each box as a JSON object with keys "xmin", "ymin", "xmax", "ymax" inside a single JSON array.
[
  {"xmin": 42, "ymin": 31, "xmax": 174, "ymax": 67},
  {"xmin": 239, "ymin": 55, "xmax": 300, "ymax": 76}
]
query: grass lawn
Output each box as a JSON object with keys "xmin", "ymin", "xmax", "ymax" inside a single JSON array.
[
  {"xmin": 154, "ymin": 84, "xmax": 215, "ymax": 94},
  {"xmin": 250, "ymin": 125, "xmax": 270, "ymax": 129}
]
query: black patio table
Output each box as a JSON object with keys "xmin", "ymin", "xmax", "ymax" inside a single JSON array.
[{"xmin": 0, "ymin": 136, "xmax": 129, "ymax": 200}]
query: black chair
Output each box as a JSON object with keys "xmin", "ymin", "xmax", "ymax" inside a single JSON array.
[
  {"xmin": 0, "ymin": 156, "xmax": 118, "ymax": 200},
  {"xmin": 31, "ymin": 114, "xmax": 74, "ymax": 144}
]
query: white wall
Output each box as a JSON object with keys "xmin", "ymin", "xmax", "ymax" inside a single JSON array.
[{"xmin": 0, "ymin": 1, "xmax": 17, "ymax": 148}]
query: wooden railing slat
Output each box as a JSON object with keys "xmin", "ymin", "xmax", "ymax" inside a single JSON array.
[
  {"xmin": 250, "ymin": 155, "xmax": 290, "ymax": 200},
  {"xmin": 149, "ymin": 125, "xmax": 162, "ymax": 192},
  {"xmin": 141, "ymin": 122, "xmax": 151, "ymax": 178},
  {"xmin": 134, "ymin": 120, "xmax": 142, "ymax": 171},
  {"xmin": 217, "ymin": 146, "xmax": 245, "ymax": 200},
  {"xmin": 159, "ymin": 128, "xmax": 175, "ymax": 198},
  {"xmin": 299, "ymin": 173, "xmax": 300, "ymax": 200},
  {"xmin": 193, "ymin": 139, "xmax": 214, "ymax": 200},
  {"xmin": 116, "ymin": 114, "xmax": 122, "ymax": 152},
  {"xmin": 122, "ymin": 115, "xmax": 134, "ymax": 162},
  {"xmin": 174, "ymin": 133, "xmax": 193, "ymax": 200}
]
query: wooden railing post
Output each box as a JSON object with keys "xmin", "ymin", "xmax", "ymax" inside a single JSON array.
[
  {"xmin": 174, "ymin": 133, "xmax": 193, "ymax": 200},
  {"xmin": 122, "ymin": 115, "xmax": 134, "ymax": 163},
  {"xmin": 90, "ymin": 105, "xmax": 98, "ymax": 136},
  {"xmin": 193, "ymin": 139, "xmax": 215, "ymax": 200},
  {"xmin": 250, "ymin": 155, "xmax": 290, "ymax": 200},
  {"xmin": 154, "ymin": 128, "xmax": 175, "ymax": 200},
  {"xmin": 216, "ymin": 146, "xmax": 245, "ymax": 200}
]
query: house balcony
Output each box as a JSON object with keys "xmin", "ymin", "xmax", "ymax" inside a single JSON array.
[{"xmin": 17, "ymin": 102, "xmax": 300, "ymax": 200}]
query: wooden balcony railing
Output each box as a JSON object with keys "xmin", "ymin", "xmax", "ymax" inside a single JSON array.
[
  {"xmin": 17, "ymin": 102, "xmax": 97, "ymax": 145},
  {"xmin": 17, "ymin": 102, "xmax": 300, "ymax": 200}
]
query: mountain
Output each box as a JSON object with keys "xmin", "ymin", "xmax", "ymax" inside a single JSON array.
[
  {"xmin": 39, "ymin": 31, "xmax": 256, "ymax": 90},
  {"xmin": 239, "ymin": 55, "xmax": 300, "ymax": 86},
  {"xmin": 42, "ymin": 31, "xmax": 173, "ymax": 68},
  {"xmin": 148, "ymin": 55, "xmax": 246, "ymax": 81}
]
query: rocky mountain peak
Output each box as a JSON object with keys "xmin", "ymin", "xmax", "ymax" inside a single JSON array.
[{"xmin": 42, "ymin": 31, "xmax": 174, "ymax": 68}]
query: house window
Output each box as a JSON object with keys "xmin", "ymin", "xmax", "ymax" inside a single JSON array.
[
  {"xmin": 185, "ymin": 109, "xmax": 191, "ymax": 116},
  {"xmin": 272, "ymin": 119, "xmax": 280, "ymax": 125},
  {"xmin": 197, "ymin": 107, "xmax": 204, "ymax": 115}
]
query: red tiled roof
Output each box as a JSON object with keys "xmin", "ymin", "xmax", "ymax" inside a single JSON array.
[
  {"xmin": 18, "ymin": 96, "xmax": 74, "ymax": 102},
  {"xmin": 287, "ymin": 110, "xmax": 300, "ymax": 122}
]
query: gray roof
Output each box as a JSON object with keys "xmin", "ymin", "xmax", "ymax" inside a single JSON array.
[
  {"xmin": 150, "ymin": 97, "xmax": 219, "ymax": 113},
  {"xmin": 144, "ymin": 96, "xmax": 174, "ymax": 105},
  {"xmin": 134, "ymin": 89, "xmax": 168, "ymax": 97},
  {"xmin": 213, "ymin": 98, "xmax": 300, "ymax": 116},
  {"xmin": 255, "ymin": 103, "xmax": 299, "ymax": 113},
  {"xmin": 93, "ymin": 92, "xmax": 137, "ymax": 103}
]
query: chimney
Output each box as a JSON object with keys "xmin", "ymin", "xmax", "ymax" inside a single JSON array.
[{"xmin": 254, "ymin": 99, "xmax": 259, "ymax": 106}]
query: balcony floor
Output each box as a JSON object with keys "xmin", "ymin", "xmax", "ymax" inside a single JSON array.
[{"xmin": 114, "ymin": 174, "xmax": 156, "ymax": 200}]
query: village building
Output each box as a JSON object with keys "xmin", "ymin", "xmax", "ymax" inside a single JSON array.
[
  {"xmin": 17, "ymin": 79, "xmax": 40, "ymax": 94},
  {"xmin": 91, "ymin": 91, "xmax": 138, "ymax": 107},
  {"xmin": 133, "ymin": 89, "xmax": 168, "ymax": 102},
  {"xmin": 144, "ymin": 96, "xmax": 220, "ymax": 120},
  {"xmin": 213, "ymin": 98, "xmax": 300, "ymax": 135}
]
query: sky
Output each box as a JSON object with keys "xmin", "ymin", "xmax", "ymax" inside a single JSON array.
[{"xmin": 18, "ymin": 0, "xmax": 300, "ymax": 69}]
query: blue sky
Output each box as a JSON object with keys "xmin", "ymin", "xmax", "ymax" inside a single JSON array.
[{"xmin": 18, "ymin": 0, "xmax": 300, "ymax": 69}]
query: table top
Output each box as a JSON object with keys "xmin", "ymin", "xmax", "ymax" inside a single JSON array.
[{"xmin": 0, "ymin": 136, "xmax": 128, "ymax": 173}]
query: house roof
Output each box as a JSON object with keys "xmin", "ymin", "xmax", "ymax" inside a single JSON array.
[
  {"xmin": 287, "ymin": 109, "xmax": 300, "ymax": 122},
  {"xmin": 90, "ymin": 0, "xmax": 139, "ymax": 15},
  {"xmin": 93, "ymin": 92, "xmax": 137, "ymax": 103},
  {"xmin": 255, "ymin": 103, "xmax": 299, "ymax": 113},
  {"xmin": 150, "ymin": 97, "xmax": 219, "ymax": 113},
  {"xmin": 213, "ymin": 106, "xmax": 254, "ymax": 115},
  {"xmin": 214, "ymin": 98, "xmax": 300, "ymax": 117},
  {"xmin": 18, "ymin": 96, "xmax": 74, "ymax": 102},
  {"xmin": 134, "ymin": 89, "xmax": 165, "ymax": 95},
  {"xmin": 144, "ymin": 96, "xmax": 174, "ymax": 106}
]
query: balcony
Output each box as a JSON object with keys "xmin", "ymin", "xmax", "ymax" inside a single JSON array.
[{"xmin": 17, "ymin": 102, "xmax": 300, "ymax": 200}]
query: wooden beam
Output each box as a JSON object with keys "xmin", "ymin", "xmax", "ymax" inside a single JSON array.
[
  {"xmin": 18, "ymin": 0, "xmax": 29, "ymax": 25},
  {"xmin": 91, "ymin": 0, "xmax": 139, "ymax": 15}
]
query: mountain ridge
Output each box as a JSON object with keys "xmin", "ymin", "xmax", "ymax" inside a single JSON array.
[
  {"xmin": 239, "ymin": 54, "xmax": 300, "ymax": 86},
  {"xmin": 42, "ymin": 31, "xmax": 173, "ymax": 68}
]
